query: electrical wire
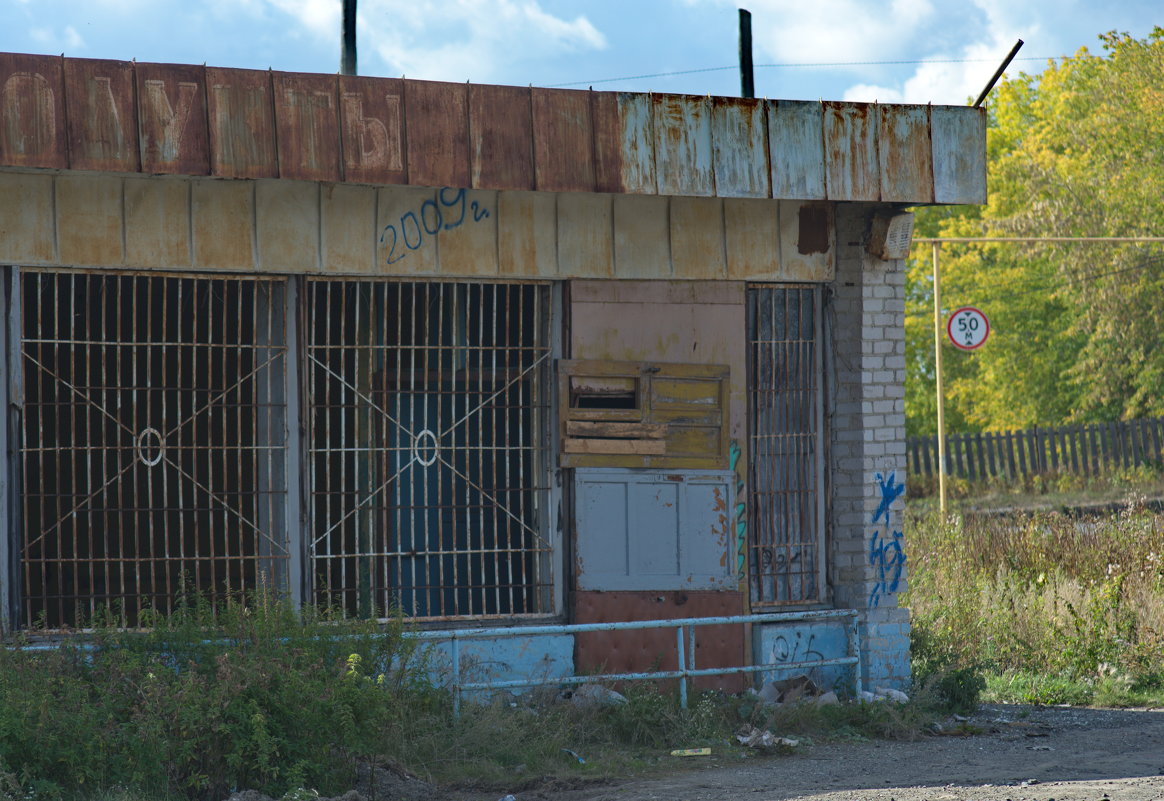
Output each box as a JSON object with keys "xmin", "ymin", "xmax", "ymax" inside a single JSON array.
[{"xmin": 550, "ymin": 56, "xmax": 1052, "ymax": 88}]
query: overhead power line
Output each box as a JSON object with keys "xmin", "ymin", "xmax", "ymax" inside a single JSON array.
[{"xmin": 550, "ymin": 56, "xmax": 1051, "ymax": 88}]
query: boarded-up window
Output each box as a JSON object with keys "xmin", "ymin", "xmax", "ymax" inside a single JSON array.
[
  {"xmin": 747, "ymin": 285, "xmax": 823, "ymax": 605},
  {"xmin": 559, "ymin": 360, "xmax": 729, "ymax": 470}
]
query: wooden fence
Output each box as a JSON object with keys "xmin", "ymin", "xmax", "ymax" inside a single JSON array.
[{"xmin": 907, "ymin": 418, "xmax": 1164, "ymax": 480}]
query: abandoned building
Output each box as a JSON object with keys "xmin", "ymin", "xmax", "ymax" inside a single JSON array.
[{"xmin": 0, "ymin": 51, "xmax": 985, "ymax": 690}]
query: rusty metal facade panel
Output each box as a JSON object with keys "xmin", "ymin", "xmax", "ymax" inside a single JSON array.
[
  {"xmin": 932, "ymin": 105, "xmax": 987, "ymax": 204},
  {"xmin": 747, "ymin": 285, "xmax": 824, "ymax": 605},
  {"xmin": 878, "ymin": 104, "xmax": 933, "ymax": 204},
  {"xmin": 616, "ymin": 93, "xmax": 656, "ymax": 195},
  {"xmin": 406, "ymin": 80, "xmax": 470, "ymax": 189},
  {"xmin": 304, "ymin": 279, "xmax": 553, "ymax": 619},
  {"xmin": 591, "ymin": 91, "xmax": 624, "ymax": 193},
  {"xmin": 206, "ymin": 67, "xmax": 278, "ymax": 179},
  {"xmin": 653, "ymin": 94, "xmax": 714, "ymax": 197},
  {"xmin": 823, "ymin": 101, "xmax": 879, "ymax": 201},
  {"xmin": 135, "ymin": 62, "xmax": 210, "ymax": 175},
  {"xmin": 768, "ymin": 100, "xmax": 825, "ymax": 200},
  {"xmin": 469, "ymin": 84, "xmax": 534, "ymax": 191},
  {"xmin": 0, "ymin": 53, "xmax": 990, "ymax": 205},
  {"xmin": 573, "ymin": 590, "xmax": 746, "ymax": 692},
  {"xmin": 712, "ymin": 97, "xmax": 769, "ymax": 198},
  {"xmin": 338, "ymin": 74, "xmax": 406, "ymax": 185},
  {"xmin": 531, "ymin": 88, "xmax": 595, "ymax": 192},
  {"xmin": 273, "ymin": 72, "xmax": 341, "ymax": 182},
  {"xmin": 19, "ymin": 271, "xmax": 289, "ymax": 628},
  {"xmin": 64, "ymin": 57, "xmax": 140, "ymax": 172},
  {"xmin": 0, "ymin": 53, "xmax": 67, "ymax": 168}
]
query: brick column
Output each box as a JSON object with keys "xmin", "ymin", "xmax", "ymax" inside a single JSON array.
[{"xmin": 827, "ymin": 204, "xmax": 910, "ymax": 690}]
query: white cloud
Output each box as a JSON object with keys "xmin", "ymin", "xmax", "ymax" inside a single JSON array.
[
  {"xmin": 28, "ymin": 24, "xmax": 86, "ymax": 52},
  {"xmin": 265, "ymin": 0, "xmax": 609, "ymax": 82}
]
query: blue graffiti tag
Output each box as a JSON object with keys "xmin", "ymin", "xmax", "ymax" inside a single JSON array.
[
  {"xmin": 379, "ymin": 187, "xmax": 490, "ymax": 265},
  {"xmin": 868, "ymin": 471, "xmax": 906, "ymax": 607}
]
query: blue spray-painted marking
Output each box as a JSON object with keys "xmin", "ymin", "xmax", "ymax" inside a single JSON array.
[
  {"xmin": 380, "ymin": 187, "xmax": 489, "ymax": 265},
  {"xmin": 729, "ymin": 440, "xmax": 747, "ymax": 587},
  {"xmin": 868, "ymin": 471, "xmax": 906, "ymax": 607}
]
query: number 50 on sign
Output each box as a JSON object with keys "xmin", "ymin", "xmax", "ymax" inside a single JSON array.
[{"xmin": 947, "ymin": 306, "xmax": 990, "ymax": 350}]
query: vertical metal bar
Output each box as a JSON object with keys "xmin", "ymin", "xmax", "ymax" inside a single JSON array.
[
  {"xmin": 451, "ymin": 634, "xmax": 462, "ymax": 718},
  {"xmin": 676, "ymin": 624, "xmax": 688, "ymax": 710},
  {"xmin": 849, "ymin": 613, "xmax": 863, "ymax": 698},
  {"xmin": 0, "ymin": 267, "xmax": 12, "ymax": 634},
  {"xmin": 933, "ymin": 242, "xmax": 947, "ymax": 514},
  {"xmin": 286, "ymin": 277, "xmax": 304, "ymax": 607}
]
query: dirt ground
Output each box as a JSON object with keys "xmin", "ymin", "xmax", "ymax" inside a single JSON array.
[{"xmin": 445, "ymin": 704, "xmax": 1164, "ymax": 801}]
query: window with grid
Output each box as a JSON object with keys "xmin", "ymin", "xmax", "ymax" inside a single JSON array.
[
  {"xmin": 746, "ymin": 285, "xmax": 824, "ymax": 605},
  {"xmin": 304, "ymin": 280, "xmax": 554, "ymax": 620},
  {"xmin": 19, "ymin": 271, "xmax": 289, "ymax": 628}
]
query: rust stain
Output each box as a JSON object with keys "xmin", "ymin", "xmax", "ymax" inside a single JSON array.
[
  {"xmin": 64, "ymin": 57, "xmax": 140, "ymax": 172},
  {"xmin": 0, "ymin": 52, "xmax": 67, "ymax": 168},
  {"xmin": 878, "ymin": 104, "xmax": 933, "ymax": 203},
  {"xmin": 592, "ymin": 90, "xmax": 623, "ymax": 192},
  {"xmin": 573, "ymin": 590, "xmax": 747, "ymax": 692},
  {"xmin": 469, "ymin": 83, "xmax": 534, "ymax": 191},
  {"xmin": 531, "ymin": 87, "xmax": 595, "ymax": 192},
  {"xmin": 274, "ymin": 72, "xmax": 341, "ymax": 181},
  {"xmin": 822, "ymin": 101, "xmax": 879, "ymax": 200},
  {"xmin": 797, "ymin": 201, "xmax": 832, "ymax": 254},
  {"xmin": 339, "ymin": 74, "xmax": 405, "ymax": 185},
  {"xmin": 206, "ymin": 66, "xmax": 277, "ymax": 179},
  {"xmin": 406, "ymin": 79, "xmax": 469, "ymax": 188},
  {"xmin": 652, "ymin": 93, "xmax": 713, "ymax": 196},
  {"xmin": 711, "ymin": 485, "xmax": 728, "ymax": 513},
  {"xmin": 135, "ymin": 61, "xmax": 209, "ymax": 175}
]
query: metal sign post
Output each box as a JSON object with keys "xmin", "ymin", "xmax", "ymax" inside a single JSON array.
[{"xmin": 931, "ymin": 243, "xmax": 948, "ymax": 514}]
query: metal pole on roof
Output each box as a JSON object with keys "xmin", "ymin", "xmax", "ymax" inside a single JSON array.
[
  {"xmin": 972, "ymin": 39, "xmax": 1023, "ymax": 108},
  {"xmin": 739, "ymin": 9, "xmax": 755, "ymax": 99},
  {"xmin": 341, "ymin": 0, "xmax": 358, "ymax": 76}
]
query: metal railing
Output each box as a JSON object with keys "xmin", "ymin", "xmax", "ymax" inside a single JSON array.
[{"xmin": 407, "ymin": 609, "xmax": 862, "ymax": 716}]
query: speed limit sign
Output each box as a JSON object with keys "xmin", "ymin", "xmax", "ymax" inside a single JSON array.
[{"xmin": 947, "ymin": 306, "xmax": 990, "ymax": 350}]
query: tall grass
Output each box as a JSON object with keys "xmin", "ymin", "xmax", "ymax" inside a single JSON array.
[{"xmin": 905, "ymin": 505, "xmax": 1164, "ymax": 704}]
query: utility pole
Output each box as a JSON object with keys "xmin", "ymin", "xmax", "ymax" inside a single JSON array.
[
  {"xmin": 341, "ymin": 0, "xmax": 357, "ymax": 76},
  {"xmin": 739, "ymin": 9, "xmax": 754, "ymax": 98}
]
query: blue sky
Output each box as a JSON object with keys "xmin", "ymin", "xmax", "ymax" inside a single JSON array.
[{"xmin": 0, "ymin": 0, "xmax": 1158, "ymax": 104}]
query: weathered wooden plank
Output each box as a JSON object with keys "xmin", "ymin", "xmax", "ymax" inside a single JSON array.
[
  {"xmin": 985, "ymin": 431, "xmax": 998, "ymax": 477},
  {"xmin": 273, "ymin": 71, "xmax": 341, "ymax": 181},
  {"xmin": 931, "ymin": 105, "xmax": 987, "ymax": 204},
  {"xmin": 878, "ymin": 104, "xmax": 933, "ymax": 203},
  {"xmin": 652, "ymin": 93, "xmax": 713, "ymax": 196},
  {"xmin": 1005, "ymin": 431, "xmax": 1017, "ymax": 478},
  {"xmin": 1015, "ymin": 430, "xmax": 1028, "ymax": 476},
  {"xmin": 338, "ymin": 74, "xmax": 405, "ymax": 185},
  {"xmin": 405, "ymin": 79, "xmax": 470, "ymax": 188},
  {"xmin": 64, "ymin": 57, "xmax": 140, "ymax": 171},
  {"xmin": 206, "ymin": 67, "xmax": 278, "ymax": 179},
  {"xmin": 822, "ymin": 101, "xmax": 878, "ymax": 201},
  {"xmin": 711, "ymin": 96, "xmax": 768, "ymax": 198},
  {"xmin": 0, "ymin": 53, "xmax": 68, "ymax": 168},
  {"xmin": 531, "ymin": 87, "xmax": 595, "ymax": 192},
  {"xmin": 566, "ymin": 421, "xmax": 667, "ymax": 439},
  {"xmin": 974, "ymin": 432, "xmax": 986, "ymax": 479},
  {"xmin": 469, "ymin": 83, "xmax": 534, "ymax": 191},
  {"xmin": 1069, "ymin": 424, "xmax": 1082, "ymax": 475},
  {"xmin": 768, "ymin": 100, "xmax": 825, "ymax": 200},
  {"xmin": 921, "ymin": 435, "xmax": 933, "ymax": 476},
  {"xmin": 564, "ymin": 438, "xmax": 667, "ymax": 455},
  {"xmin": 135, "ymin": 62, "xmax": 209, "ymax": 175}
]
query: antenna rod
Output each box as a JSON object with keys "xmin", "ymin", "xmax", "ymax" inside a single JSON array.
[
  {"xmin": 972, "ymin": 38, "xmax": 1023, "ymax": 107},
  {"xmin": 739, "ymin": 9, "xmax": 755, "ymax": 98}
]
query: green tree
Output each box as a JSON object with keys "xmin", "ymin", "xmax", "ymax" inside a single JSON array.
[{"xmin": 905, "ymin": 28, "xmax": 1164, "ymax": 436}]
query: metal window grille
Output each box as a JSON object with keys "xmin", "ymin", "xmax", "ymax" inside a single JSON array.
[
  {"xmin": 305, "ymin": 280, "xmax": 553, "ymax": 620},
  {"xmin": 747, "ymin": 285, "xmax": 824, "ymax": 605},
  {"xmin": 19, "ymin": 271, "xmax": 289, "ymax": 628}
]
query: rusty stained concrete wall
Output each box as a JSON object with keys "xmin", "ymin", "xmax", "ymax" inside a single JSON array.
[
  {"xmin": 0, "ymin": 52, "xmax": 986, "ymax": 204},
  {"xmin": 0, "ymin": 169, "xmax": 834, "ymax": 282}
]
